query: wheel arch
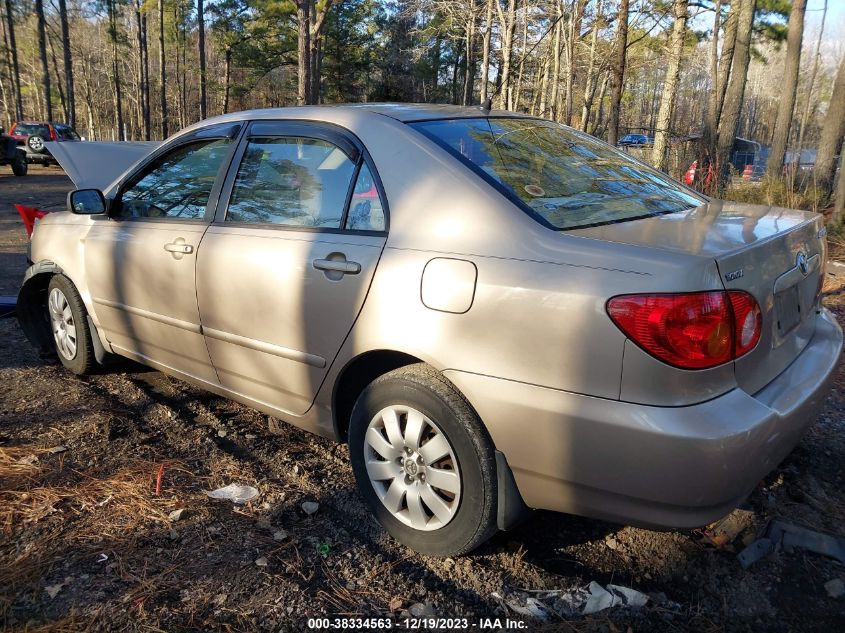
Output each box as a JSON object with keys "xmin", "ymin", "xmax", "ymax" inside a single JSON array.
[
  {"xmin": 331, "ymin": 350, "xmax": 531, "ymax": 531},
  {"xmin": 17, "ymin": 261, "xmax": 64, "ymax": 354}
]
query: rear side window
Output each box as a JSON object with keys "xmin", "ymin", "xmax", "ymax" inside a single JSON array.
[
  {"xmin": 56, "ymin": 125, "xmax": 80, "ymax": 140},
  {"xmin": 14, "ymin": 123, "xmax": 50, "ymax": 137},
  {"xmin": 226, "ymin": 137, "xmax": 357, "ymax": 228},
  {"xmin": 345, "ymin": 164, "xmax": 385, "ymax": 231},
  {"xmin": 117, "ymin": 139, "xmax": 231, "ymax": 220},
  {"xmin": 411, "ymin": 118, "xmax": 704, "ymax": 230}
]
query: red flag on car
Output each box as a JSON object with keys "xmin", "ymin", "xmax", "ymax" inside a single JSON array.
[{"xmin": 14, "ymin": 204, "xmax": 50, "ymax": 238}]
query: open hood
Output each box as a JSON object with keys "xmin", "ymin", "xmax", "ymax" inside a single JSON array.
[{"xmin": 45, "ymin": 140, "xmax": 161, "ymax": 191}]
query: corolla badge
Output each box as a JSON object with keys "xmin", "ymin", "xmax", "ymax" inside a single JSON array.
[{"xmin": 797, "ymin": 251, "xmax": 809, "ymax": 276}]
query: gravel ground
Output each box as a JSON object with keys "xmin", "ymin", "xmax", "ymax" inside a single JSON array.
[{"xmin": 1, "ymin": 169, "xmax": 844, "ymax": 632}]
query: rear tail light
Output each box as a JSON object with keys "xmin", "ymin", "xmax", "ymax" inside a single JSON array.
[
  {"xmin": 607, "ymin": 291, "xmax": 761, "ymax": 370},
  {"xmin": 49, "ymin": 127, "xmax": 57, "ymax": 141}
]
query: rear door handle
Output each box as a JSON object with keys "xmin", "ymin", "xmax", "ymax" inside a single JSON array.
[
  {"xmin": 313, "ymin": 258, "xmax": 361, "ymax": 275},
  {"xmin": 164, "ymin": 242, "xmax": 194, "ymax": 254}
]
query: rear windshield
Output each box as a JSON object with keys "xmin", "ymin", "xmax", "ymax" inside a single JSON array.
[
  {"xmin": 411, "ymin": 117, "xmax": 704, "ymax": 230},
  {"xmin": 14, "ymin": 123, "xmax": 51, "ymax": 137}
]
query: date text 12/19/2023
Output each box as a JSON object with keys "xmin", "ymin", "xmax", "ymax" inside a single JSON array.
[{"xmin": 306, "ymin": 617, "xmax": 528, "ymax": 630}]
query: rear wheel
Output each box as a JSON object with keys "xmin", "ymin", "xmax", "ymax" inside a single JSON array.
[
  {"xmin": 349, "ymin": 364, "xmax": 497, "ymax": 556},
  {"xmin": 11, "ymin": 153, "xmax": 27, "ymax": 176},
  {"xmin": 47, "ymin": 275, "xmax": 94, "ymax": 375}
]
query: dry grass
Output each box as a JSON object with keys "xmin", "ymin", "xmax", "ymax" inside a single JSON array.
[
  {"xmin": 725, "ymin": 176, "xmax": 830, "ymax": 214},
  {"xmin": 0, "ymin": 451, "xmax": 195, "ymax": 615}
]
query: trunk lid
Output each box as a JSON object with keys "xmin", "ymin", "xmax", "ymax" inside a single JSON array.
[{"xmin": 574, "ymin": 200, "xmax": 826, "ymax": 393}]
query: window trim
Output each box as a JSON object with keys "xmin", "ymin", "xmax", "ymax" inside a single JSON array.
[
  {"xmin": 108, "ymin": 122, "xmax": 244, "ymax": 224},
  {"xmin": 410, "ymin": 116, "xmax": 705, "ymax": 232},
  {"xmin": 211, "ymin": 119, "xmax": 389, "ymax": 235}
]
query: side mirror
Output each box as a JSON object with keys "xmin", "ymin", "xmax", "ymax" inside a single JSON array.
[{"xmin": 68, "ymin": 189, "xmax": 106, "ymax": 215}]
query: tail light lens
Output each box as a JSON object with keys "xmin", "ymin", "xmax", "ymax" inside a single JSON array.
[
  {"xmin": 607, "ymin": 291, "xmax": 761, "ymax": 370},
  {"xmin": 49, "ymin": 127, "xmax": 57, "ymax": 141}
]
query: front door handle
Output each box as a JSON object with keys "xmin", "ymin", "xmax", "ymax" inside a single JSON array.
[
  {"xmin": 313, "ymin": 258, "xmax": 361, "ymax": 275},
  {"xmin": 164, "ymin": 242, "xmax": 194, "ymax": 254}
]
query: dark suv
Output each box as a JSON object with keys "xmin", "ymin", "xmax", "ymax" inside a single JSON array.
[{"xmin": 8, "ymin": 121, "xmax": 82, "ymax": 165}]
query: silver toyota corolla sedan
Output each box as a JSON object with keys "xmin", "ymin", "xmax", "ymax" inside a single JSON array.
[{"xmin": 17, "ymin": 104, "xmax": 842, "ymax": 556}]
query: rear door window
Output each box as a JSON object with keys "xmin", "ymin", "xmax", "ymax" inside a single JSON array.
[
  {"xmin": 226, "ymin": 136, "xmax": 358, "ymax": 229},
  {"xmin": 412, "ymin": 118, "xmax": 704, "ymax": 230}
]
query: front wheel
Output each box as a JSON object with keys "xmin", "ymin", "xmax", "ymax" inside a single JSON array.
[
  {"xmin": 349, "ymin": 364, "xmax": 498, "ymax": 556},
  {"xmin": 47, "ymin": 275, "xmax": 94, "ymax": 375}
]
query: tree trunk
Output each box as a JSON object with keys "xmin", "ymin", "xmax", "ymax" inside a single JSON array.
[
  {"xmin": 766, "ymin": 0, "xmax": 806, "ymax": 177},
  {"xmin": 3, "ymin": 0, "xmax": 22, "ymax": 120},
  {"xmin": 650, "ymin": 0, "xmax": 688, "ymax": 171},
  {"xmin": 496, "ymin": 0, "xmax": 517, "ymax": 110},
  {"xmin": 135, "ymin": 1, "xmax": 150, "ymax": 139},
  {"xmin": 158, "ymin": 0, "xmax": 167, "ymax": 138},
  {"xmin": 607, "ymin": 0, "xmax": 630, "ymax": 145},
  {"xmin": 47, "ymin": 33, "xmax": 67, "ymax": 120},
  {"xmin": 35, "ymin": 0, "xmax": 52, "ymax": 121},
  {"xmin": 223, "ymin": 47, "xmax": 231, "ymax": 114},
  {"xmin": 197, "ymin": 0, "xmax": 206, "ymax": 119},
  {"xmin": 813, "ymin": 53, "xmax": 845, "ymax": 200},
  {"xmin": 549, "ymin": 1, "xmax": 562, "ymax": 120},
  {"xmin": 513, "ymin": 0, "xmax": 529, "ymax": 111},
  {"xmin": 462, "ymin": 0, "xmax": 477, "ymax": 106},
  {"xmin": 58, "ymin": 0, "xmax": 74, "ymax": 128},
  {"xmin": 797, "ymin": 0, "xmax": 826, "ymax": 156},
  {"xmin": 579, "ymin": 0, "xmax": 602, "ymax": 131},
  {"xmin": 141, "ymin": 7, "xmax": 150, "ymax": 138},
  {"xmin": 589, "ymin": 72, "xmax": 609, "ymax": 136},
  {"xmin": 108, "ymin": 0, "xmax": 124, "ymax": 140},
  {"xmin": 296, "ymin": 1, "xmax": 310, "ymax": 105},
  {"xmin": 833, "ymin": 145, "xmax": 845, "ymax": 226},
  {"xmin": 715, "ymin": 0, "xmax": 755, "ymax": 193},
  {"xmin": 697, "ymin": 0, "xmax": 721, "ymax": 190},
  {"xmin": 714, "ymin": 2, "xmax": 737, "ymax": 127},
  {"xmin": 479, "ymin": 0, "xmax": 493, "ymax": 103}
]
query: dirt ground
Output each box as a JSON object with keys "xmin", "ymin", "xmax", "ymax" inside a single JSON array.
[{"xmin": 1, "ymin": 167, "xmax": 844, "ymax": 632}]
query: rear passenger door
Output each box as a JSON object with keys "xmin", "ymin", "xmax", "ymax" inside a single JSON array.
[{"xmin": 196, "ymin": 121, "xmax": 388, "ymax": 416}]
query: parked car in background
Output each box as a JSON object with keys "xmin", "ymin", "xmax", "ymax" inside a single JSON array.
[
  {"xmin": 17, "ymin": 105, "xmax": 842, "ymax": 556},
  {"xmin": 618, "ymin": 133, "xmax": 653, "ymax": 146},
  {"xmin": 1, "ymin": 133, "xmax": 27, "ymax": 176},
  {"xmin": 8, "ymin": 121, "xmax": 82, "ymax": 165}
]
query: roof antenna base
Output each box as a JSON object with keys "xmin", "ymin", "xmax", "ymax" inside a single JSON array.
[{"xmin": 479, "ymin": 97, "xmax": 493, "ymax": 114}]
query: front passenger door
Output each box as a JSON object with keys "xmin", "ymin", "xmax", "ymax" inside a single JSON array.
[
  {"xmin": 196, "ymin": 121, "xmax": 388, "ymax": 416},
  {"xmin": 84, "ymin": 128, "xmax": 237, "ymax": 383}
]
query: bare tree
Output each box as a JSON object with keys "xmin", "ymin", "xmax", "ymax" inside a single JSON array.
[
  {"xmin": 2, "ymin": 0, "xmax": 22, "ymax": 120},
  {"xmin": 496, "ymin": 0, "xmax": 517, "ymax": 109},
  {"xmin": 607, "ymin": 0, "xmax": 630, "ymax": 146},
  {"xmin": 136, "ymin": 0, "xmax": 151, "ymax": 138},
  {"xmin": 479, "ymin": 0, "xmax": 494, "ymax": 103},
  {"xmin": 813, "ymin": 53, "xmax": 845, "ymax": 200},
  {"xmin": 797, "ymin": 0, "xmax": 826, "ymax": 155},
  {"xmin": 715, "ymin": 0, "xmax": 755, "ymax": 193},
  {"xmin": 107, "ymin": 0, "xmax": 125, "ymax": 140},
  {"xmin": 158, "ymin": 0, "xmax": 167, "ymax": 138},
  {"xmin": 58, "ymin": 0, "xmax": 74, "ymax": 127},
  {"xmin": 462, "ymin": 0, "xmax": 478, "ymax": 106},
  {"xmin": 198, "ymin": 0, "xmax": 207, "ymax": 119},
  {"xmin": 651, "ymin": 0, "xmax": 688, "ymax": 171},
  {"xmin": 766, "ymin": 0, "xmax": 806, "ymax": 177},
  {"xmin": 35, "ymin": 0, "xmax": 52, "ymax": 120}
]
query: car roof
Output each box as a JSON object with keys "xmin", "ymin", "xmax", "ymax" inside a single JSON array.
[{"xmin": 191, "ymin": 103, "xmax": 532, "ymax": 128}]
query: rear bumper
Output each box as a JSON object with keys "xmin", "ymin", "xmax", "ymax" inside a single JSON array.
[{"xmin": 445, "ymin": 308, "xmax": 843, "ymax": 529}]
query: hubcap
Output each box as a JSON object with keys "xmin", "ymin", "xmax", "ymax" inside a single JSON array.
[
  {"xmin": 48, "ymin": 288, "xmax": 77, "ymax": 360},
  {"xmin": 364, "ymin": 405, "xmax": 461, "ymax": 531}
]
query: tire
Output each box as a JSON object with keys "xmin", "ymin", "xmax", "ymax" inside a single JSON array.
[
  {"xmin": 349, "ymin": 364, "xmax": 498, "ymax": 556},
  {"xmin": 11, "ymin": 153, "xmax": 27, "ymax": 176},
  {"xmin": 46, "ymin": 275, "xmax": 95, "ymax": 375},
  {"xmin": 27, "ymin": 135, "xmax": 46, "ymax": 153}
]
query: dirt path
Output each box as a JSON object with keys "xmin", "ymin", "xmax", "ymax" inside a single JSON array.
[{"xmin": 1, "ymin": 172, "xmax": 844, "ymax": 631}]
